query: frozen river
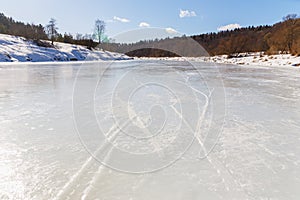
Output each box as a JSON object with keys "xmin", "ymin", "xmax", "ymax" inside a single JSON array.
[{"xmin": 0, "ymin": 60, "xmax": 300, "ymax": 200}]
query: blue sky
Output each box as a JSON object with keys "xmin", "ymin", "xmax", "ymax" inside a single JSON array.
[{"xmin": 1, "ymin": 0, "xmax": 300, "ymax": 42}]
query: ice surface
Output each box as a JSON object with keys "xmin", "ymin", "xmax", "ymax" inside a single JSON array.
[{"xmin": 0, "ymin": 61, "xmax": 300, "ymax": 199}]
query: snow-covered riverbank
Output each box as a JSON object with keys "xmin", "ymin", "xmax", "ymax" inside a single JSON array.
[
  {"xmin": 196, "ymin": 53, "xmax": 300, "ymax": 67},
  {"xmin": 1, "ymin": 33, "xmax": 299, "ymax": 67},
  {"xmin": 0, "ymin": 33, "xmax": 131, "ymax": 62},
  {"xmin": 140, "ymin": 53, "xmax": 300, "ymax": 67}
]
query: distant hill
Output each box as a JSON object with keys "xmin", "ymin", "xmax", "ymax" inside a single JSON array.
[{"xmin": 101, "ymin": 16, "xmax": 300, "ymax": 57}]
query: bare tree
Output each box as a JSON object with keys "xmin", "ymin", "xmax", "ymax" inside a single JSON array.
[
  {"xmin": 84, "ymin": 34, "xmax": 93, "ymax": 40},
  {"xmin": 282, "ymin": 14, "xmax": 298, "ymax": 52},
  {"xmin": 283, "ymin": 14, "xmax": 298, "ymax": 21},
  {"xmin": 46, "ymin": 18, "xmax": 58, "ymax": 45},
  {"xmin": 75, "ymin": 33, "xmax": 83, "ymax": 40},
  {"xmin": 94, "ymin": 19, "xmax": 105, "ymax": 43}
]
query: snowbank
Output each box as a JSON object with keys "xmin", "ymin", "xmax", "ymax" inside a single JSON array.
[
  {"xmin": 139, "ymin": 52, "xmax": 300, "ymax": 67},
  {"xmin": 0, "ymin": 33, "xmax": 131, "ymax": 62},
  {"xmin": 195, "ymin": 53, "xmax": 300, "ymax": 67}
]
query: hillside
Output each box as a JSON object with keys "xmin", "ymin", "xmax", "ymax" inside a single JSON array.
[
  {"xmin": 0, "ymin": 13, "xmax": 98, "ymax": 49},
  {"xmin": 101, "ymin": 17, "xmax": 300, "ymax": 57},
  {"xmin": 0, "ymin": 13, "xmax": 47, "ymax": 40},
  {"xmin": 0, "ymin": 34, "xmax": 131, "ymax": 62}
]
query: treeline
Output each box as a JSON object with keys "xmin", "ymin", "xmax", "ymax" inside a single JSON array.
[
  {"xmin": 101, "ymin": 15, "xmax": 300, "ymax": 56},
  {"xmin": 100, "ymin": 36, "xmax": 210, "ymax": 57},
  {"xmin": 0, "ymin": 13, "xmax": 48, "ymax": 40},
  {"xmin": 55, "ymin": 33, "xmax": 98, "ymax": 49},
  {"xmin": 1, "ymin": 12, "xmax": 299, "ymax": 56},
  {"xmin": 0, "ymin": 13, "xmax": 98, "ymax": 49},
  {"xmin": 192, "ymin": 25, "xmax": 272, "ymax": 55}
]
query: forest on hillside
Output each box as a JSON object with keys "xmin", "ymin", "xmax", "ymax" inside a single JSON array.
[
  {"xmin": 101, "ymin": 15, "xmax": 300, "ymax": 57},
  {"xmin": 0, "ymin": 13, "xmax": 299, "ymax": 56},
  {"xmin": 0, "ymin": 13, "xmax": 47, "ymax": 40},
  {"xmin": 0, "ymin": 13, "xmax": 98, "ymax": 49}
]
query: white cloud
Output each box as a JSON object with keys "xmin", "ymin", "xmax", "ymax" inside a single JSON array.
[
  {"xmin": 179, "ymin": 9, "xmax": 197, "ymax": 18},
  {"xmin": 139, "ymin": 22, "xmax": 150, "ymax": 27},
  {"xmin": 113, "ymin": 16, "xmax": 130, "ymax": 23},
  {"xmin": 165, "ymin": 27, "xmax": 178, "ymax": 34},
  {"xmin": 218, "ymin": 23, "xmax": 241, "ymax": 31}
]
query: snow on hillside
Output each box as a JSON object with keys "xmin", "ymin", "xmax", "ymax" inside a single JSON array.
[
  {"xmin": 0, "ymin": 33, "xmax": 131, "ymax": 62},
  {"xmin": 195, "ymin": 53, "xmax": 300, "ymax": 67},
  {"xmin": 139, "ymin": 53, "xmax": 300, "ymax": 67}
]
